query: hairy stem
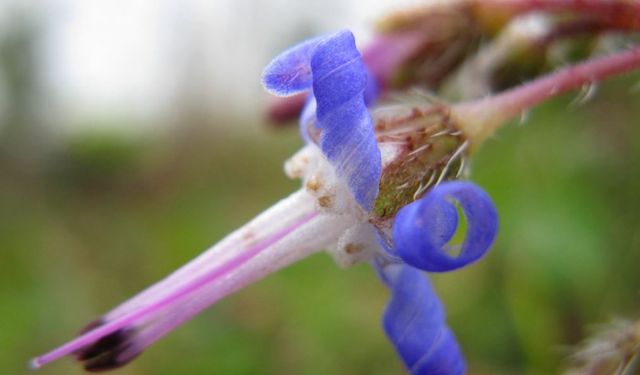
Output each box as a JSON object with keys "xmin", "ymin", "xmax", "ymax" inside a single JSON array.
[{"xmin": 455, "ymin": 46, "xmax": 640, "ymax": 147}]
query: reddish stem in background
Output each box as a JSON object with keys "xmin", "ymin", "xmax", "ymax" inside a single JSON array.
[
  {"xmin": 265, "ymin": 93, "xmax": 307, "ymax": 124},
  {"xmin": 456, "ymin": 46, "xmax": 640, "ymax": 146},
  {"xmin": 536, "ymin": 18, "xmax": 606, "ymax": 48},
  {"xmin": 477, "ymin": 0, "xmax": 640, "ymax": 31}
]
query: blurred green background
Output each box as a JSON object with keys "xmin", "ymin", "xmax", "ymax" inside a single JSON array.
[{"xmin": 2, "ymin": 2, "xmax": 640, "ymax": 375}]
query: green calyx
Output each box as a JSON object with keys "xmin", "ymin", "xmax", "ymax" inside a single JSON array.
[{"xmin": 372, "ymin": 105, "xmax": 468, "ymax": 219}]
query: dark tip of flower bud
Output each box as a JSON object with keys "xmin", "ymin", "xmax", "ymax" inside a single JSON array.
[
  {"xmin": 78, "ymin": 318, "xmax": 104, "ymax": 335},
  {"xmin": 74, "ymin": 319, "xmax": 142, "ymax": 372}
]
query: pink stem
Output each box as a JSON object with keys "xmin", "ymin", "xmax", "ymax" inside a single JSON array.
[
  {"xmin": 456, "ymin": 46, "xmax": 640, "ymax": 144},
  {"xmin": 496, "ymin": 0, "xmax": 640, "ymax": 14},
  {"xmin": 479, "ymin": 0, "xmax": 640, "ymax": 30},
  {"xmin": 30, "ymin": 211, "xmax": 318, "ymax": 369}
]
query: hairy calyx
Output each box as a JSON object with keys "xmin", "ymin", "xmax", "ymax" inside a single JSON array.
[{"xmin": 373, "ymin": 103, "xmax": 469, "ymax": 219}]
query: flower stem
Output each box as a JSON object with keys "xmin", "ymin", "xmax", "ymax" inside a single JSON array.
[
  {"xmin": 455, "ymin": 46, "xmax": 640, "ymax": 147},
  {"xmin": 105, "ymin": 189, "xmax": 315, "ymax": 319},
  {"xmin": 31, "ymin": 190, "xmax": 354, "ymax": 370}
]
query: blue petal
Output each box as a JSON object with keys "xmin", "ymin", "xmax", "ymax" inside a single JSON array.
[
  {"xmin": 427, "ymin": 199, "xmax": 459, "ymax": 248},
  {"xmin": 263, "ymin": 30, "xmax": 381, "ymax": 211},
  {"xmin": 393, "ymin": 181, "xmax": 498, "ymax": 272},
  {"xmin": 299, "ymin": 71, "xmax": 376, "ymax": 145},
  {"xmin": 299, "ymin": 95, "xmax": 317, "ymax": 143},
  {"xmin": 380, "ymin": 264, "xmax": 466, "ymax": 375},
  {"xmin": 363, "ymin": 68, "xmax": 379, "ymax": 107},
  {"xmin": 411, "ymin": 327, "xmax": 466, "ymax": 375},
  {"xmin": 310, "ymin": 31, "xmax": 381, "ymax": 210},
  {"xmin": 261, "ymin": 35, "xmax": 325, "ymax": 97}
]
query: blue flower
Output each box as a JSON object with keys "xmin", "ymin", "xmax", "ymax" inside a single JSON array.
[
  {"xmin": 264, "ymin": 30, "xmax": 498, "ymax": 374},
  {"xmin": 32, "ymin": 30, "xmax": 498, "ymax": 374}
]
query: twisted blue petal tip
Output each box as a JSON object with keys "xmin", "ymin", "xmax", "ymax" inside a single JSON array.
[
  {"xmin": 311, "ymin": 31, "xmax": 381, "ymax": 210},
  {"xmin": 381, "ymin": 264, "xmax": 466, "ymax": 375},
  {"xmin": 261, "ymin": 35, "xmax": 325, "ymax": 97},
  {"xmin": 262, "ymin": 30, "xmax": 381, "ymax": 211},
  {"xmin": 298, "ymin": 68, "xmax": 377, "ymax": 146},
  {"xmin": 393, "ymin": 181, "xmax": 498, "ymax": 272}
]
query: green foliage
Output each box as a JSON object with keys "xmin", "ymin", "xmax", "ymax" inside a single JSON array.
[{"xmin": 2, "ymin": 78, "xmax": 640, "ymax": 374}]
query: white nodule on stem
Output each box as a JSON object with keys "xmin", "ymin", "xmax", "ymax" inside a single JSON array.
[
  {"xmin": 284, "ymin": 146, "xmax": 316, "ymax": 179},
  {"xmin": 288, "ymin": 144, "xmax": 366, "ymax": 218},
  {"xmin": 31, "ymin": 189, "xmax": 357, "ymax": 368},
  {"xmin": 329, "ymin": 222, "xmax": 381, "ymax": 268}
]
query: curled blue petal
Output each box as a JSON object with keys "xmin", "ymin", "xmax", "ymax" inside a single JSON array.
[
  {"xmin": 379, "ymin": 264, "xmax": 466, "ymax": 375},
  {"xmin": 262, "ymin": 31, "xmax": 382, "ymax": 211},
  {"xmin": 299, "ymin": 71, "xmax": 376, "ymax": 145},
  {"xmin": 427, "ymin": 199, "xmax": 459, "ymax": 249},
  {"xmin": 393, "ymin": 181, "xmax": 498, "ymax": 272},
  {"xmin": 261, "ymin": 35, "xmax": 325, "ymax": 97},
  {"xmin": 310, "ymin": 31, "xmax": 381, "ymax": 210},
  {"xmin": 263, "ymin": 30, "xmax": 381, "ymax": 211}
]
